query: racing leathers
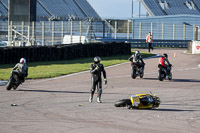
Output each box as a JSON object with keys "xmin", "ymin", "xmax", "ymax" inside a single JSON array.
[
  {"xmin": 159, "ymin": 57, "xmax": 171, "ymax": 77},
  {"xmin": 13, "ymin": 63, "xmax": 28, "ymax": 82},
  {"xmin": 90, "ymin": 63, "xmax": 107, "ymax": 102},
  {"xmin": 129, "ymin": 54, "xmax": 145, "ymax": 70}
]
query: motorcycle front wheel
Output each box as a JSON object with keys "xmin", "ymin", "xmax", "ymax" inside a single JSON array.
[
  {"xmin": 131, "ymin": 68, "xmax": 137, "ymax": 79},
  {"xmin": 114, "ymin": 99, "xmax": 132, "ymax": 107},
  {"xmin": 6, "ymin": 78, "xmax": 13, "ymax": 90}
]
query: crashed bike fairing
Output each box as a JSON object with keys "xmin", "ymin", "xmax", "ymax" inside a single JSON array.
[
  {"xmin": 90, "ymin": 63, "xmax": 106, "ymax": 96},
  {"xmin": 130, "ymin": 94, "xmax": 160, "ymax": 109}
]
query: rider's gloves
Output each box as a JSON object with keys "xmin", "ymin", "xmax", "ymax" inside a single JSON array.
[{"xmin": 104, "ymin": 78, "xmax": 107, "ymax": 85}]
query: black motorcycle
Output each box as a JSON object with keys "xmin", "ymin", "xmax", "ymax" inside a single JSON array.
[
  {"xmin": 158, "ymin": 64, "xmax": 172, "ymax": 81},
  {"xmin": 131, "ymin": 62, "xmax": 145, "ymax": 79},
  {"xmin": 6, "ymin": 71, "xmax": 24, "ymax": 90}
]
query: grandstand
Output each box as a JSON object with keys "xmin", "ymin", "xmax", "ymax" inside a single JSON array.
[
  {"xmin": 140, "ymin": 0, "xmax": 200, "ymax": 16},
  {"xmin": 0, "ymin": 0, "xmax": 101, "ymax": 21}
]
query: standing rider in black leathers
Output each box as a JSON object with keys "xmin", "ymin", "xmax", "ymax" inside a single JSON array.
[
  {"xmin": 13, "ymin": 58, "xmax": 28, "ymax": 84},
  {"xmin": 129, "ymin": 51, "xmax": 145, "ymax": 72},
  {"xmin": 89, "ymin": 56, "xmax": 107, "ymax": 103}
]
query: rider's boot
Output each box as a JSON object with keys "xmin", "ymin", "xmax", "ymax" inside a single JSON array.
[
  {"xmin": 97, "ymin": 96, "xmax": 102, "ymax": 103},
  {"xmin": 89, "ymin": 94, "xmax": 93, "ymax": 103}
]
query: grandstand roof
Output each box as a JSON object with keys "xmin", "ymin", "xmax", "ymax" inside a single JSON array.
[
  {"xmin": 140, "ymin": 0, "xmax": 200, "ymax": 16},
  {"xmin": 0, "ymin": 0, "xmax": 101, "ymax": 21}
]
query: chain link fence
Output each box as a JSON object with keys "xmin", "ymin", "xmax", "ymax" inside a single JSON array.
[{"xmin": 0, "ymin": 20, "xmax": 200, "ymax": 47}]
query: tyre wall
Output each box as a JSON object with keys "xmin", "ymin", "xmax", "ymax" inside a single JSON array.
[{"xmin": 0, "ymin": 43, "xmax": 131, "ymax": 64}]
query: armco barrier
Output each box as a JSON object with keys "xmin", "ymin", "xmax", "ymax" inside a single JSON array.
[{"xmin": 0, "ymin": 43, "xmax": 131, "ymax": 64}]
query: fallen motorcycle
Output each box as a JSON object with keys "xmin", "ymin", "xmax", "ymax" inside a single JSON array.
[
  {"xmin": 158, "ymin": 64, "xmax": 172, "ymax": 81},
  {"xmin": 6, "ymin": 71, "xmax": 24, "ymax": 90},
  {"xmin": 114, "ymin": 94, "xmax": 160, "ymax": 109},
  {"xmin": 131, "ymin": 62, "xmax": 145, "ymax": 79}
]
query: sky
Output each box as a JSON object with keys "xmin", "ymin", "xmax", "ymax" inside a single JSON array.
[{"xmin": 87, "ymin": 0, "xmax": 146, "ymax": 19}]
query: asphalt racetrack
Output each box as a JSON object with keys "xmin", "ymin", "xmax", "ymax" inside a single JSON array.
[{"xmin": 0, "ymin": 49, "xmax": 200, "ymax": 133}]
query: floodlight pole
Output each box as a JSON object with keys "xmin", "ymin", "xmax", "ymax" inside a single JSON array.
[
  {"xmin": 132, "ymin": 0, "xmax": 134, "ymax": 18},
  {"xmin": 139, "ymin": 1, "xmax": 141, "ymax": 17}
]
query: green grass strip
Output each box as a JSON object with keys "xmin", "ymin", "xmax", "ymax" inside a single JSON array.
[{"xmin": 0, "ymin": 51, "xmax": 154, "ymax": 80}]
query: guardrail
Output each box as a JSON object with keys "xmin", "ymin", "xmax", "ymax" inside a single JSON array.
[{"xmin": 96, "ymin": 38, "xmax": 191, "ymax": 48}]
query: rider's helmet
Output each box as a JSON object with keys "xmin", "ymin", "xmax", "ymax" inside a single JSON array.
[
  {"xmin": 163, "ymin": 53, "xmax": 168, "ymax": 59},
  {"xmin": 135, "ymin": 51, "xmax": 140, "ymax": 56},
  {"xmin": 94, "ymin": 56, "xmax": 101, "ymax": 64},
  {"xmin": 20, "ymin": 58, "xmax": 26, "ymax": 64}
]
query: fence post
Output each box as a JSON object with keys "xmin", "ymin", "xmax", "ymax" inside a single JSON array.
[
  {"xmin": 151, "ymin": 22, "xmax": 153, "ymax": 34},
  {"xmin": 115, "ymin": 21, "xmax": 117, "ymax": 39},
  {"xmin": 173, "ymin": 24, "xmax": 175, "ymax": 40},
  {"xmin": 42, "ymin": 21, "xmax": 45, "ymax": 46},
  {"xmin": 27, "ymin": 24, "xmax": 30, "ymax": 46},
  {"xmin": 102, "ymin": 21, "xmax": 105, "ymax": 39},
  {"xmin": 8, "ymin": 21, "xmax": 12, "ymax": 46},
  {"xmin": 196, "ymin": 26, "xmax": 199, "ymax": 40},
  {"xmin": 127, "ymin": 20, "xmax": 130, "ymax": 39},
  {"xmin": 52, "ymin": 21, "xmax": 54, "ymax": 45},
  {"xmin": 70, "ymin": 20, "xmax": 73, "ymax": 44},
  {"xmin": 193, "ymin": 24, "xmax": 195, "ymax": 40},
  {"xmin": 80, "ymin": 21, "xmax": 82, "ymax": 43},
  {"xmin": 183, "ymin": 23, "xmax": 185, "ymax": 40},
  {"xmin": 21, "ymin": 21, "xmax": 24, "ymax": 45},
  {"xmin": 32, "ymin": 21, "xmax": 35, "ymax": 46},
  {"xmin": 139, "ymin": 22, "xmax": 141, "ymax": 39},
  {"xmin": 61, "ymin": 21, "xmax": 64, "ymax": 44},
  {"xmin": 162, "ymin": 23, "xmax": 164, "ymax": 40}
]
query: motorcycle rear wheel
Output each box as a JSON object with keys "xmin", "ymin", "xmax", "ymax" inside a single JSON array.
[
  {"xmin": 114, "ymin": 99, "xmax": 132, "ymax": 107},
  {"xmin": 13, "ymin": 74, "xmax": 19, "ymax": 90},
  {"xmin": 158, "ymin": 70, "xmax": 164, "ymax": 81},
  {"xmin": 168, "ymin": 72, "xmax": 172, "ymax": 81},
  {"xmin": 140, "ymin": 71, "xmax": 144, "ymax": 78}
]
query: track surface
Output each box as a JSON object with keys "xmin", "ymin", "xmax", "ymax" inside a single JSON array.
[{"xmin": 0, "ymin": 49, "xmax": 200, "ymax": 133}]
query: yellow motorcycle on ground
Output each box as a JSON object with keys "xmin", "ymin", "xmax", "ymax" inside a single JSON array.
[{"xmin": 114, "ymin": 94, "xmax": 160, "ymax": 109}]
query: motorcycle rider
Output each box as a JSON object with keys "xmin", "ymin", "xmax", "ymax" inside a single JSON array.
[
  {"xmin": 13, "ymin": 58, "xmax": 28, "ymax": 83},
  {"xmin": 158, "ymin": 54, "xmax": 171, "ymax": 79},
  {"xmin": 129, "ymin": 51, "xmax": 145, "ymax": 72},
  {"xmin": 89, "ymin": 56, "xmax": 107, "ymax": 103}
]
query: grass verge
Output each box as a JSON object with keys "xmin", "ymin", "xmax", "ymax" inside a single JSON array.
[{"xmin": 0, "ymin": 51, "xmax": 154, "ymax": 80}]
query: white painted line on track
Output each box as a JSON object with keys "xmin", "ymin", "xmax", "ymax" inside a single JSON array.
[
  {"xmin": 32, "ymin": 55, "xmax": 161, "ymax": 83},
  {"xmin": 0, "ymin": 81, "xmax": 8, "ymax": 86},
  {"xmin": 31, "ymin": 54, "xmax": 200, "ymax": 83}
]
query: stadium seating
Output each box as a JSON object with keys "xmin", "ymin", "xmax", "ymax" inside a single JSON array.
[
  {"xmin": 141, "ymin": 0, "xmax": 200, "ymax": 16},
  {"xmin": 141, "ymin": 0, "xmax": 167, "ymax": 16},
  {"xmin": 37, "ymin": 2, "xmax": 51, "ymax": 18},
  {"xmin": 0, "ymin": 0, "xmax": 7, "ymax": 16},
  {"xmin": 75, "ymin": 0, "xmax": 100, "ymax": 19},
  {"xmin": 0, "ymin": 0, "xmax": 101, "ymax": 21},
  {"xmin": 164, "ymin": 0, "xmax": 200, "ymax": 15},
  {"xmin": 0, "ymin": 3, "xmax": 7, "ymax": 16},
  {"xmin": 193, "ymin": 0, "xmax": 200, "ymax": 10}
]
